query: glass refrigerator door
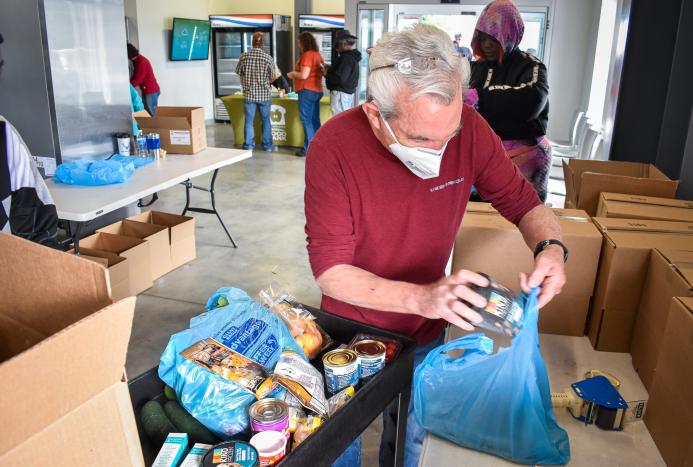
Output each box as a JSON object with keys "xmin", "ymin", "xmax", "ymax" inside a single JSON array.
[
  {"xmin": 215, "ymin": 31, "xmax": 242, "ymax": 96},
  {"xmin": 357, "ymin": 7, "xmax": 387, "ymax": 103},
  {"xmin": 314, "ymin": 31, "xmax": 333, "ymax": 65},
  {"xmin": 244, "ymin": 31, "xmax": 272, "ymax": 56}
]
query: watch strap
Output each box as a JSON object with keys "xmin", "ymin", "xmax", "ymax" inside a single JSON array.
[{"xmin": 534, "ymin": 239, "xmax": 568, "ymax": 263}]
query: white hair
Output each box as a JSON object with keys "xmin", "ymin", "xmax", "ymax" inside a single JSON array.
[{"xmin": 368, "ymin": 24, "xmax": 470, "ymax": 120}]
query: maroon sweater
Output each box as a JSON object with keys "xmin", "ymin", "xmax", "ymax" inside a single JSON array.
[{"xmin": 304, "ymin": 105, "xmax": 541, "ymax": 344}]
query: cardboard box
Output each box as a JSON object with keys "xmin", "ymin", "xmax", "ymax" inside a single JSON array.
[
  {"xmin": 0, "ymin": 233, "xmax": 143, "ymax": 466},
  {"xmin": 129, "ymin": 211, "xmax": 196, "ymax": 269},
  {"xmin": 631, "ymin": 249, "xmax": 693, "ymax": 389},
  {"xmin": 587, "ymin": 218, "xmax": 693, "ymax": 351},
  {"xmin": 596, "ymin": 192, "xmax": 693, "ymax": 222},
  {"xmin": 79, "ymin": 232, "xmax": 152, "ymax": 296},
  {"xmin": 97, "ymin": 219, "xmax": 171, "ymax": 281},
  {"xmin": 644, "ymin": 297, "xmax": 693, "ymax": 467},
  {"xmin": 452, "ymin": 203, "xmax": 603, "ymax": 336},
  {"xmin": 562, "ymin": 160, "xmax": 678, "ymax": 216},
  {"xmin": 136, "ymin": 106, "xmax": 207, "ymax": 154},
  {"xmin": 67, "ymin": 248, "xmax": 131, "ymax": 302}
]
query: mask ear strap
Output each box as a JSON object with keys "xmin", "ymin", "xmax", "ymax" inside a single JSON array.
[{"xmin": 380, "ymin": 115, "xmax": 400, "ymax": 144}]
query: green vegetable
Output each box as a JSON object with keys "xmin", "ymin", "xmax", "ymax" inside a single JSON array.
[
  {"xmin": 163, "ymin": 384, "xmax": 177, "ymax": 401},
  {"xmin": 141, "ymin": 400, "xmax": 177, "ymax": 446},
  {"xmin": 216, "ymin": 296, "xmax": 229, "ymax": 308},
  {"xmin": 164, "ymin": 400, "xmax": 216, "ymax": 444}
]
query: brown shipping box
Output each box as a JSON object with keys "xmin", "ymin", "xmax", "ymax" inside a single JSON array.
[
  {"xmin": 66, "ymin": 248, "xmax": 131, "ymax": 302},
  {"xmin": 631, "ymin": 249, "xmax": 693, "ymax": 389},
  {"xmin": 644, "ymin": 297, "xmax": 693, "ymax": 467},
  {"xmin": 452, "ymin": 204, "xmax": 602, "ymax": 336},
  {"xmin": 79, "ymin": 232, "xmax": 152, "ymax": 296},
  {"xmin": 562, "ymin": 160, "xmax": 678, "ymax": 216},
  {"xmin": 97, "ymin": 219, "xmax": 171, "ymax": 281},
  {"xmin": 588, "ymin": 218, "xmax": 693, "ymax": 351},
  {"xmin": 0, "ymin": 233, "xmax": 143, "ymax": 466},
  {"xmin": 136, "ymin": 106, "xmax": 207, "ymax": 154},
  {"xmin": 596, "ymin": 192, "xmax": 693, "ymax": 222},
  {"xmin": 129, "ymin": 210, "xmax": 196, "ymax": 269}
]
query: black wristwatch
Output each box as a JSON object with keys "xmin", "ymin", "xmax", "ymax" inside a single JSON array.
[{"xmin": 534, "ymin": 239, "xmax": 569, "ymax": 263}]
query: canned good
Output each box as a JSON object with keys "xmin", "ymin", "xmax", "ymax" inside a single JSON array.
[
  {"xmin": 468, "ymin": 273, "xmax": 524, "ymax": 336},
  {"xmin": 323, "ymin": 349, "xmax": 360, "ymax": 394},
  {"xmin": 146, "ymin": 132, "xmax": 161, "ymax": 159},
  {"xmin": 352, "ymin": 340, "xmax": 386, "ymax": 378},
  {"xmin": 250, "ymin": 399, "xmax": 290, "ymax": 440},
  {"xmin": 202, "ymin": 440, "xmax": 259, "ymax": 467}
]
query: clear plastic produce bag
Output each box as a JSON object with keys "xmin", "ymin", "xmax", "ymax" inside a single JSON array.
[{"xmin": 413, "ymin": 289, "xmax": 570, "ymax": 465}]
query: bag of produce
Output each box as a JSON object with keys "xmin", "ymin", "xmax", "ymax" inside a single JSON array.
[
  {"xmin": 159, "ymin": 287, "xmax": 306, "ymax": 438},
  {"xmin": 413, "ymin": 289, "xmax": 570, "ymax": 465}
]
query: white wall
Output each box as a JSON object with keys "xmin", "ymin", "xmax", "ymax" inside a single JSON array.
[{"xmin": 132, "ymin": 0, "xmax": 215, "ymax": 119}]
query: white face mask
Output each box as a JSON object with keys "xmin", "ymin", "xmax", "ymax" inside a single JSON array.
[{"xmin": 381, "ymin": 116, "xmax": 448, "ymax": 179}]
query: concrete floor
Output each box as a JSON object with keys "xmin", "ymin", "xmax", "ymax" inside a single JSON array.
[{"xmin": 125, "ymin": 123, "xmax": 660, "ymax": 466}]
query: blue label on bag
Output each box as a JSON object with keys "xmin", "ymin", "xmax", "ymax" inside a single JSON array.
[{"xmin": 218, "ymin": 319, "xmax": 279, "ymax": 365}]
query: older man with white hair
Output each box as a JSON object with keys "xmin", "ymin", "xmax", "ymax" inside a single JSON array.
[{"xmin": 304, "ymin": 24, "xmax": 567, "ymax": 467}]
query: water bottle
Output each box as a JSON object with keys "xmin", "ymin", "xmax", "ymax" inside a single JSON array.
[{"xmin": 136, "ymin": 131, "xmax": 148, "ymax": 157}]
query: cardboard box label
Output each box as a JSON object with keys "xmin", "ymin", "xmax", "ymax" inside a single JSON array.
[{"xmin": 170, "ymin": 130, "xmax": 191, "ymax": 145}]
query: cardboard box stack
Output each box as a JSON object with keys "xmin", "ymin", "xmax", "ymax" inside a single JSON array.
[
  {"xmin": 596, "ymin": 192, "xmax": 693, "ymax": 222},
  {"xmin": 67, "ymin": 248, "xmax": 130, "ymax": 301},
  {"xmin": 644, "ymin": 297, "xmax": 693, "ymax": 467},
  {"xmin": 78, "ymin": 232, "xmax": 153, "ymax": 296},
  {"xmin": 0, "ymin": 233, "xmax": 143, "ymax": 466},
  {"xmin": 135, "ymin": 107, "xmax": 207, "ymax": 154},
  {"xmin": 587, "ymin": 218, "xmax": 693, "ymax": 352},
  {"xmin": 129, "ymin": 211, "xmax": 196, "ymax": 270},
  {"xmin": 562, "ymin": 160, "xmax": 678, "ymax": 216},
  {"xmin": 97, "ymin": 220, "xmax": 171, "ymax": 281},
  {"xmin": 451, "ymin": 203, "xmax": 602, "ymax": 336},
  {"xmin": 631, "ymin": 249, "xmax": 693, "ymax": 390}
]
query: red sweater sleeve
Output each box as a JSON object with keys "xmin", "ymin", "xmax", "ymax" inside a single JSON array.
[
  {"xmin": 130, "ymin": 57, "xmax": 147, "ymax": 88},
  {"xmin": 472, "ymin": 110, "xmax": 542, "ymax": 224},
  {"xmin": 304, "ymin": 139, "xmax": 356, "ymax": 279}
]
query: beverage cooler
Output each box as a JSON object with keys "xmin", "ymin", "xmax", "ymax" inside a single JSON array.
[
  {"xmin": 210, "ymin": 14, "xmax": 292, "ymax": 121},
  {"xmin": 298, "ymin": 15, "xmax": 345, "ymax": 65}
]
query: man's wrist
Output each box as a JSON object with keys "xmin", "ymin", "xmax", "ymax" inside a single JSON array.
[{"xmin": 534, "ymin": 239, "xmax": 568, "ymax": 263}]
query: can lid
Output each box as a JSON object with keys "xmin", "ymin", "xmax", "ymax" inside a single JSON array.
[
  {"xmin": 323, "ymin": 349, "xmax": 358, "ymax": 367},
  {"xmin": 352, "ymin": 340, "xmax": 386, "ymax": 357},
  {"xmin": 249, "ymin": 399, "xmax": 288, "ymax": 422}
]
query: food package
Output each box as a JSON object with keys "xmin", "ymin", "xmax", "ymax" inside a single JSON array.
[
  {"xmin": 273, "ymin": 350, "xmax": 329, "ymax": 417},
  {"xmin": 158, "ymin": 287, "xmax": 306, "ymax": 438},
  {"xmin": 327, "ymin": 385, "xmax": 355, "ymax": 417},
  {"xmin": 259, "ymin": 278, "xmax": 332, "ymax": 359},
  {"xmin": 293, "ymin": 416, "xmax": 323, "ymax": 448}
]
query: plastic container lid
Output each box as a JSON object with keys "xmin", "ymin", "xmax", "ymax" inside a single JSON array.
[{"xmin": 249, "ymin": 430, "xmax": 287, "ymax": 457}]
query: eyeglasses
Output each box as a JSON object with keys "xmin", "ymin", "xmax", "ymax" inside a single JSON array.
[{"xmin": 370, "ymin": 57, "xmax": 439, "ymax": 75}]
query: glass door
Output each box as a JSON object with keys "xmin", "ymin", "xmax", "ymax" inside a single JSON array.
[
  {"xmin": 215, "ymin": 30, "xmax": 242, "ymax": 96},
  {"xmin": 519, "ymin": 10, "xmax": 548, "ymax": 61},
  {"xmin": 313, "ymin": 30, "xmax": 334, "ymax": 65},
  {"xmin": 356, "ymin": 5, "xmax": 387, "ymax": 103}
]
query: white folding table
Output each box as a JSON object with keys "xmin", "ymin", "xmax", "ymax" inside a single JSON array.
[{"xmin": 46, "ymin": 147, "xmax": 252, "ymax": 251}]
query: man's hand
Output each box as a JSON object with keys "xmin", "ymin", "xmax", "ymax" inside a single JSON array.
[
  {"xmin": 520, "ymin": 244, "xmax": 566, "ymax": 308},
  {"xmin": 412, "ymin": 270, "xmax": 490, "ymax": 331}
]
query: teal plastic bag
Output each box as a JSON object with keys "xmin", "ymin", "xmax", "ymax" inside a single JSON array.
[{"xmin": 413, "ymin": 289, "xmax": 570, "ymax": 465}]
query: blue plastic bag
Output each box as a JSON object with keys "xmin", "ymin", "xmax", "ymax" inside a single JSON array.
[
  {"xmin": 158, "ymin": 287, "xmax": 305, "ymax": 438},
  {"xmin": 109, "ymin": 154, "xmax": 154, "ymax": 169},
  {"xmin": 413, "ymin": 289, "xmax": 570, "ymax": 465}
]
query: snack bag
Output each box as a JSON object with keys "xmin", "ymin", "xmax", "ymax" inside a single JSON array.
[
  {"xmin": 273, "ymin": 350, "xmax": 329, "ymax": 417},
  {"xmin": 293, "ymin": 416, "xmax": 323, "ymax": 448},
  {"xmin": 159, "ymin": 287, "xmax": 305, "ymax": 438}
]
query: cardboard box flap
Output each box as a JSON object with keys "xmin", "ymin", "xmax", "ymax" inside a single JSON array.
[
  {"xmin": 602, "ymin": 192, "xmax": 693, "ymax": 209},
  {"xmin": 657, "ymin": 249, "xmax": 693, "ymax": 287},
  {"xmin": 79, "ymin": 232, "xmax": 147, "ymax": 254},
  {"xmin": 593, "ymin": 217, "xmax": 693, "ymax": 235},
  {"xmin": 97, "ymin": 220, "xmax": 168, "ymax": 239},
  {"xmin": 0, "ymin": 234, "xmax": 112, "ymax": 356},
  {"xmin": 136, "ymin": 107, "xmax": 205, "ymax": 129},
  {"xmin": 69, "ymin": 247, "xmax": 127, "ymax": 267},
  {"xmin": 0, "ymin": 297, "xmax": 135, "ymax": 457},
  {"xmin": 462, "ymin": 209, "xmax": 599, "ymax": 237},
  {"xmin": 568, "ymin": 159, "xmax": 662, "ymax": 178}
]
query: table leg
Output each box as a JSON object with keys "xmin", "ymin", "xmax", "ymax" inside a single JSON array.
[
  {"xmin": 394, "ymin": 387, "xmax": 411, "ymax": 467},
  {"xmin": 72, "ymin": 221, "xmax": 83, "ymax": 254},
  {"xmin": 180, "ymin": 169, "xmax": 237, "ymax": 248}
]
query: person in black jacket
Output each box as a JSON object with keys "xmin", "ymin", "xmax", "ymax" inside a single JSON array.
[
  {"xmin": 465, "ymin": 0, "xmax": 552, "ymax": 201},
  {"xmin": 325, "ymin": 29, "xmax": 362, "ymax": 115}
]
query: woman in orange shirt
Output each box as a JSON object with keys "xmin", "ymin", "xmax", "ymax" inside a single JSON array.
[{"xmin": 288, "ymin": 32, "xmax": 325, "ymax": 157}]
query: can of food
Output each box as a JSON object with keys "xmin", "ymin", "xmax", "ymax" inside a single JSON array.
[
  {"xmin": 468, "ymin": 273, "xmax": 524, "ymax": 336},
  {"xmin": 352, "ymin": 340, "xmax": 386, "ymax": 378},
  {"xmin": 202, "ymin": 440, "xmax": 259, "ymax": 467},
  {"xmin": 250, "ymin": 399, "xmax": 290, "ymax": 440},
  {"xmin": 249, "ymin": 430, "xmax": 287, "ymax": 466},
  {"xmin": 323, "ymin": 349, "xmax": 360, "ymax": 394},
  {"xmin": 146, "ymin": 132, "xmax": 161, "ymax": 159}
]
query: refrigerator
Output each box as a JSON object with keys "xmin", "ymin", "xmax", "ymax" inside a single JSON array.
[
  {"xmin": 210, "ymin": 14, "xmax": 292, "ymax": 121},
  {"xmin": 298, "ymin": 15, "xmax": 345, "ymax": 66}
]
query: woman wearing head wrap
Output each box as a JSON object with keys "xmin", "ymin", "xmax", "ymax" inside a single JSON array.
[{"xmin": 466, "ymin": 0, "xmax": 551, "ymax": 201}]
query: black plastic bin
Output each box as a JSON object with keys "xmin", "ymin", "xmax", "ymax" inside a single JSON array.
[{"xmin": 128, "ymin": 305, "xmax": 417, "ymax": 467}]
